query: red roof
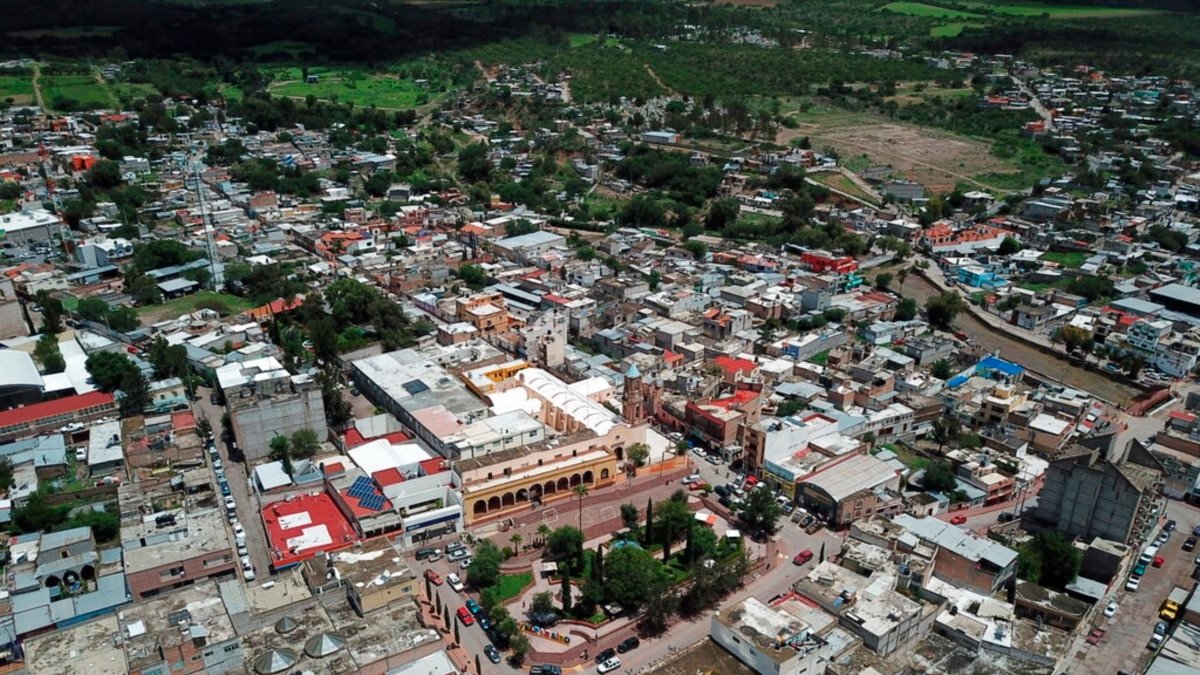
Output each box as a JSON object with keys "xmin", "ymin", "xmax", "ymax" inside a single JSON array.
[
  {"xmin": 0, "ymin": 391, "xmax": 114, "ymax": 429},
  {"xmin": 322, "ymin": 461, "xmax": 345, "ymax": 475},
  {"xmin": 713, "ymin": 355, "xmax": 756, "ymax": 375},
  {"xmin": 1169, "ymin": 410, "xmax": 1197, "ymax": 423},
  {"xmin": 171, "ymin": 411, "xmax": 196, "ymax": 431},
  {"xmin": 262, "ymin": 493, "xmax": 358, "ymax": 570},
  {"xmin": 420, "ymin": 457, "xmax": 449, "ymax": 476},
  {"xmin": 710, "ymin": 389, "xmax": 760, "ymax": 410},
  {"xmin": 342, "ymin": 427, "xmax": 410, "ymax": 449},
  {"xmin": 372, "ymin": 467, "xmax": 405, "ymax": 486}
]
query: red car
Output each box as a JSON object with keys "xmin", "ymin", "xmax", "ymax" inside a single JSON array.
[
  {"xmin": 457, "ymin": 606, "xmax": 474, "ymax": 625},
  {"xmin": 425, "ymin": 569, "xmax": 443, "ymax": 586},
  {"xmin": 1153, "ymin": 555, "xmax": 1165, "ymax": 568},
  {"xmin": 950, "ymin": 514, "xmax": 968, "ymax": 525},
  {"xmin": 793, "ymin": 549, "xmax": 814, "ymax": 566},
  {"xmin": 688, "ymin": 481, "xmax": 709, "ymax": 491}
]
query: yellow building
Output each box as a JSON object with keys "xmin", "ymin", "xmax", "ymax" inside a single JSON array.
[
  {"xmin": 977, "ymin": 383, "xmax": 1029, "ymax": 426},
  {"xmin": 456, "ymin": 291, "xmax": 520, "ymax": 338},
  {"xmin": 461, "ymin": 359, "xmax": 530, "ymax": 397}
]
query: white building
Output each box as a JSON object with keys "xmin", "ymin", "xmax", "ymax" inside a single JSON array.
[{"xmin": 710, "ymin": 596, "xmax": 831, "ymax": 675}]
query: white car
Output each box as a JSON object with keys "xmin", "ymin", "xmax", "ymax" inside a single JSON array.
[
  {"xmin": 233, "ymin": 522, "xmax": 245, "ymax": 538},
  {"xmin": 1104, "ymin": 601, "xmax": 1118, "ymax": 617},
  {"xmin": 1126, "ymin": 576, "xmax": 1141, "ymax": 592},
  {"xmin": 241, "ymin": 556, "xmax": 255, "ymax": 582},
  {"xmin": 459, "ymin": 557, "xmax": 473, "ymax": 570},
  {"xmin": 597, "ymin": 657, "xmax": 622, "ymax": 673},
  {"xmin": 447, "ymin": 573, "xmax": 465, "ymax": 592},
  {"xmin": 224, "ymin": 495, "xmax": 237, "ymax": 510},
  {"xmin": 681, "ymin": 474, "xmax": 700, "ymax": 485}
]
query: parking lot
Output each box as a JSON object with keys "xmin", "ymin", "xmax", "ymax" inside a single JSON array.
[{"xmin": 1075, "ymin": 498, "xmax": 1200, "ymax": 674}]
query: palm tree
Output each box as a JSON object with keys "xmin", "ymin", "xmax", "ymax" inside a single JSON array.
[
  {"xmin": 510, "ymin": 532, "xmax": 523, "ymax": 553},
  {"xmin": 537, "ymin": 523, "xmax": 551, "ymax": 547},
  {"xmin": 574, "ymin": 484, "xmax": 589, "ymax": 533}
]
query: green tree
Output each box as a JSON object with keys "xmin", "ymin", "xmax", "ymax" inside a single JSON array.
[
  {"xmin": 560, "ymin": 569, "xmax": 573, "ymax": 613},
  {"xmin": 106, "ymin": 306, "xmax": 140, "ymax": 332},
  {"xmin": 655, "ymin": 499, "xmax": 693, "ymax": 560},
  {"xmin": 932, "ymin": 416, "xmax": 961, "ymax": 450},
  {"xmin": 547, "ymin": 526, "xmax": 584, "ymax": 569},
  {"xmin": 0, "ymin": 457, "xmax": 13, "ymax": 491},
  {"xmin": 603, "ymin": 545, "xmax": 664, "ymax": 609},
  {"xmin": 77, "ymin": 297, "xmax": 111, "ymax": 322},
  {"xmin": 147, "ymin": 337, "xmax": 189, "ymax": 380},
  {"xmin": 1056, "ymin": 325, "xmax": 1093, "ymax": 355},
  {"xmin": 684, "ymin": 240, "xmax": 707, "ymax": 260},
  {"xmin": 620, "ymin": 503, "xmax": 639, "ymax": 530},
  {"xmin": 33, "ymin": 333, "xmax": 65, "ymax": 374},
  {"xmin": 85, "ymin": 352, "xmax": 140, "ymax": 391},
  {"xmin": 1020, "ymin": 531, "xmax": 1081, "ymax": 589},
  {"xmin": 998, "ymin": 236, "xmax": 1022, "ymax": 256},
  {"xmin": 931, "ymin": 359, "xmax": 954, "ymax": 380},
  {"xmin": 874, "ymin": 272, "xmax": 893, "ymax": 291},
  {"xmin": 738, "ymin": 487, "xmax": 782, "ymax": 538},
  {"xmin": 925, "ymin": 291, "xmax": 966, "ymax": 330},
  {"xmin": 530, "ymin": 590, "xmax": 556, "ymax": 616},
  {"xmin": 458, "ymin": 264, "xmax": 489, "ymax": 290},
  {"xmin": 290, "ymin": 428, "xmax": 321, "ymax": 458},
  {"xmin": 269, "ymin": 434, "xmax": 293, "ymax": 476},
  {"xmin": 318, "ymin": 368, "xmax": 351, "ymax": 427},
  {"xmin": 87, "ymin": 159, "xmax": 122, "ymax": 189},
  {"xmin": 626, "ymin": 442, "xmax": 650, "ymax": 467},
  {"xmin": 922, "ymin": 461, "xmax": 958, "ymax": 492},
  {"xmin": 308, "ymin": 316, "xmax": 339, "ymax": 364},
  {"xmin": 644, "ymin": 497, "xmax": 654, "ymax": 544},
  {"xmin": 704, "ymin": 199, "xmax": 740, "ymax": 231},
  {"xmin": 12, "ymin": 492, "xmax": 67, "ymax": 533},
  {"xmin": 468, "ymin": 539, "xmax": 503, "ymax": 589},
  {"xmin": 35, "ymin": 290, "xmax": 63, "ymax": 334},
  {"xmin": 895, "ymin": 297, "xmax": 918, "ymax": 321}
]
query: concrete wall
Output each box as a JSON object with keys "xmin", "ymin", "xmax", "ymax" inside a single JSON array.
[
  {"xmin": 231, "ymin": 387, "xmax": 326, "ymax": 461},
  {"xmin": 1034, "ymin": 461, "xmax": 1142, "ymax": 543}
]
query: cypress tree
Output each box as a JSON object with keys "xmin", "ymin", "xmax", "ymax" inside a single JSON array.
[{"xmin": 644, "ymin": 497, "xmax": 654, "ymax": 544}]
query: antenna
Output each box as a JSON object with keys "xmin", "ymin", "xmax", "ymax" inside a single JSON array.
[{"xmin": 192, "ymin": 162, "xmax": 225, "ymax": 289}]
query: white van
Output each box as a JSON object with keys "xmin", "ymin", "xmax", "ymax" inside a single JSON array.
[{"xmin": 1140, "ymin": 545, "xmax": 1159, "ymax": 565}]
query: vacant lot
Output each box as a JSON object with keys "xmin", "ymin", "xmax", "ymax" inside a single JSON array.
[
  {"xmin": 780, "ymin": 114, "xmax": 1013, "ymax": 194},
  {"xmin": 648, "ymin": 639, "xmax": 753, "ymax": 675},
  {"xmin": 268, "ymin": 67, "xmax": 431, "ymax": 110},
  {"xmin": 138, "ymin": 291, "xmax": 257, "ymax": 323},
  {"xmin": 41, "ymin": 73, "xmax": 112, "ymax": 110},
  {"xmin": 0, "ymin": 74, "xmax": 33, "ymax": 104}
]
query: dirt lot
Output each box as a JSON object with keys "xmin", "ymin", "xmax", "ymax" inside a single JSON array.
[
  {"xmin": 648, "ymin": 639, "xmax": 754, "ymax": 675},
  {"xmin": 778, "ymin": 113, "xmax": 1014, "ymax": 194}
]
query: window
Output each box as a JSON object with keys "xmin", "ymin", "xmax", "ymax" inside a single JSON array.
[{"xmin": 223, "ymin": 644, "xmax": 240, "ymax": 654}]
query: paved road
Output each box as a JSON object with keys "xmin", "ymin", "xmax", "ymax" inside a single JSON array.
[
  {"xmin": 1066, "ymin": 498, "xmax": 1200, "ymax": 675},
  {"xmin": 424, "ymin": 562, "xmax": 525, "ymax": 675},
  {"xmin": 194, "ymin": 385, "xmax": 273, "ymax": 579}
]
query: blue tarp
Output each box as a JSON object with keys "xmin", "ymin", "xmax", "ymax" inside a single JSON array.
[
  {"xmin": 976, "ymin": 355, "xmax": 1024, "ymax": 378},
  {"xmin": 947, "ymin": 375, "xmax": 968, "ymax": 389}
]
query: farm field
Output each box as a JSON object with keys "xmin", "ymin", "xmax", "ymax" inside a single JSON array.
[
  {"xmin": 881, "ymin": 2, "xmax": 985, "ymax": 19},
  {"xmin": 971, "ymin": 2, "xmax": 1167, "ymax": 18},
  {"xmin": 267, "ymin": 67, "xmax": 432, "ymax": 110},
  {"xmin": 7, "ymin": 26, "xmax": 119, "ymax": 39},
  {"xmin": 886, "ymin": 81, "xmax": 973, "ymax": 105},
  {"xmin": 41, "ymin": 73, "xmax": 113, "ymax": 111}
]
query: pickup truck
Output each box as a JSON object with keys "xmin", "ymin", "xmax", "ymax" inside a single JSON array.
[{"xmin": 1161, "ymin": 586, "xmax": 1190, "ymax": 621}]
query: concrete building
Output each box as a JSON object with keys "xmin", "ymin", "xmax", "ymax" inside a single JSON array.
[
  {"xmin": 121, "ymin": 505, "xmax": 238, "ymax": 601},
  {"xmin": 0, "ymin": 208, "xmax": 60, "ymax": 245},
  {"xmin": 119, "ymin": 580, "xmax": 244, "ymax": 675},
  {"xmin": 1033, "ymin": 441, "xmax": 1164, "ymax": 545},
  {"xmin": 710, "ymin": 596, "xmax": 832, "ymax": 675},
  {"xmin": 797, "ymin": 453, "xmax": 903, "ymax": 526},
  {"xmin": 0, "ymin": 349, "xmax": 43, "ymax": 410},
  {"xmin": 300, "ymin": 537, "xmax": 418, "ymax": 614},
  {"xmin": 216, "ymin": 356, "xmax": 326, "ymax": 461},
  {"xmin": 891, "ymin": 514, "xmax": 1018, "ymax": 595}
]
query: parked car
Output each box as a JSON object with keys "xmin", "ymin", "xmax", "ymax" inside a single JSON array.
[
  {"xmin": 681, "ymin": 474, "xmax": 701, "ymax": 485},
  {"xmin": 456, "ymin": 607, "xmax": 474, "ymax": 626},
  {"xmin": 447, "ymin": 574, "xmax": 465, "ymax": 592},
  {"xmin": 793, "ymin": 549, "xmax": 814, "ymax": 566},
  {"xmin": 594, "ymin": 648, "xmax": 616, "ymax": 664},
  {"xmin": 415, "ymin": 547, "xmax": 441, "ymax": 561},
  {"xmin": 446, "ymin": 541, "xmax": 466, "ymax": 553},
  {"xmin": 782, "ymin": 503, "xmax": 795, "ymax": 515},
  {"xmin": 998, "ymin": 512, "xmax": 1016, "ymax": 522},
  {"xmin": 529, "ymin": 665, "xmax": 562, "ymax": 675},
  {"xmin": 1104, "ymin": 601, "xmax": 1118, "ymax": 617},
  {"xmin": 1184, "ymin": 537, "xmax": 1196, "ymax": 552},
  {"xmin": 1134, "ymin": 562, "xmax": 1147, "ymax": 576},
  {"xmin": 1126, "ymin": 576, "xmax": 1141, "ymax": 592},
  {"xmin": 1154, "ymin": 555, "xmax": 1166, "ymax": 568},
  {"xmin": 597, "ymin": 657, "xmax": 622, "ymax": 673},
  {"xmin": 687, "ymin": 481, "xmax": 709, "ymax": 491},
  {"xmin": 1194, "ymin": 553, "xmax": 1200, "ymax": 566},
  {"xmin": 424, "ymin": 570, "xmax": 443, "ymax": 586},
  {"xmin": 1166, "ymin": 520, "xmax": 1177, "ymax": 532},
  {"xmin": 1148, "ymin": 633, "xmax": 1164, "ymax": 650},
  {"xmin": 484, "ymin": 644, "xmax": 501, "ymax": 664},
  {"xmin": 1155, "ymin": 621, "xmax": 1169, "ymax": 636},
  {"xmin": 241, "ymin": 556, "xmax": 255, "ymax": 582},
  {"xmin": 1191, "ymin": 525, "xmax": 1200, "ymax": 537},
  {"xmin": 466, "ymin": 599, "xmax": 482, "ymax": 615},
  {"xmin": 950, "ymin": 514, "xmax": 968, "ymax": 525},
  {"xmin": 617, "ymin": 637, "xmax": 640, "ymax": 654},
  {"xmin": 448, "ymin": 547, "xmax": 471, "ymax": 562},
  {"xmin": 704, "ymin": 454, "xmax": 721, "ymax": 465},
  {"xmin": 714, "ymin": 485, "xmax": 731, "ymax": 498}
]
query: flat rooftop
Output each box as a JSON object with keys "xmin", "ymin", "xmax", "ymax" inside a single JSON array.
[
  {"xmin": 119, "ymin": 580, "xmax": 237, "ymax": 672},
  {"xmin": 122, "ymin": 507, "xmax": 232, "ymax": 573},
  {"xmin": 23, "ymin": 614, "xmax": 126, "ymax": 675},
  {"xmin": 262, "ymin": 492, "xmax": 359, "ymax": 570}
]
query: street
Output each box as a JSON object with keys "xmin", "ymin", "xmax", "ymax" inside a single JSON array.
[{"xmin": 1067, "ymin": 498, "xmax": 1200, "ymax": 675}]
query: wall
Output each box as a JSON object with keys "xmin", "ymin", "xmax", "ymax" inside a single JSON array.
[
  {"xmin": 709, "ymin": 616, "xmax": 808, "ymax": 675},
  {"xmin": 1034, "ymin": 461, "xmax": 1142, "ymax": 544},
  {"xmin": 231, "ymin": 387, "xmax": 326, "ymax": 461}
]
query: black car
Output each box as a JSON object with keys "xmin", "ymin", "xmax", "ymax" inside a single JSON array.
[
  {"xmin": 1166, "ymin": 519, "xmax": 1177, "ymax": 532},
  {"xmin": 530, "ymin": 666, "xmax": 562, "ymax": 675},
  {"xmin": 714, "ymin": 485, "xmax": 731, "ymax": 498},
  {"xmin": 415, "ymin": 547, "xmax": 438, "ymax": 560},
  {"xmin": 1185, "ymin": 537, "xmax": 1197, "ymax": 552},
  {"xmin": 594, "ymin": 648, "xmax": 616, "ymax": 664},
  {"xmin": 617, "ymin": 637, "xmax": 640, "ymax": 654},
  {"xmin": 998, "ymin": 512, "xmax": 1016, "ymax": 522},
  {"xmin": 484, "ymin": 644, "xmax": 502, "ymax": 664}
]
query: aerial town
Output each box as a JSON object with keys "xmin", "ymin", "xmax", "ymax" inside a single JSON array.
[{"xmin": 1, "ymin": 4, "xmax": 1200, "ymax": 675}]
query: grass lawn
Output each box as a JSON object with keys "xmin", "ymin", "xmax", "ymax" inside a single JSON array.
[
  {"xmin": 138, "ymin": 291, "xmax": 257, "ymax": 320},
  {"xmin": 0, "ymin": 74, "xmax": 33, "ymax": 103},
  {"xmin": 889, "ymin": 445, "xmax": 932, "ymax": 471},
  {"xmin": 492, "ymin": 572, "xmax": 533, "ymax": 602},
  {"xmin": 568, "ymin": 33, "xmax": 599, "ymax": 48},
  {"xmin": 809, "ymin": 172, "xmax": 879, "ymax": 205},
  {"xmin": 1018, "ymin": 278, "xmax": 1070, "ymax": 293},
  {"xmin": 42, "ymin": 73, "xmax": 112, "ymax": 110},
  {"xmin": 930, "ymin": 23, "xmax": 968, "ymax": 36},
  {"xmin": 978, "ymin": 2, "xmax": 1165, "ymax": 18},
  {"xmin": 881, "ymin": 2, "xmax": 985, "ymax": 19},
  {"xmin": 268, "ymin": 66, "xmax": 434, "ymax": 110},
  {"xmin": 1041, "ymin": 251, "xmax": 1087, "ymax": 268},
  {"xmin": 807, "ymin": 350, "xmax": 830, "ymax": 366}
]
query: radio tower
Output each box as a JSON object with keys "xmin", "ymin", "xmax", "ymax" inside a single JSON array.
[{"xmin": 192, "ymin": 163, "xmax": 225, "ymax": 289}]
